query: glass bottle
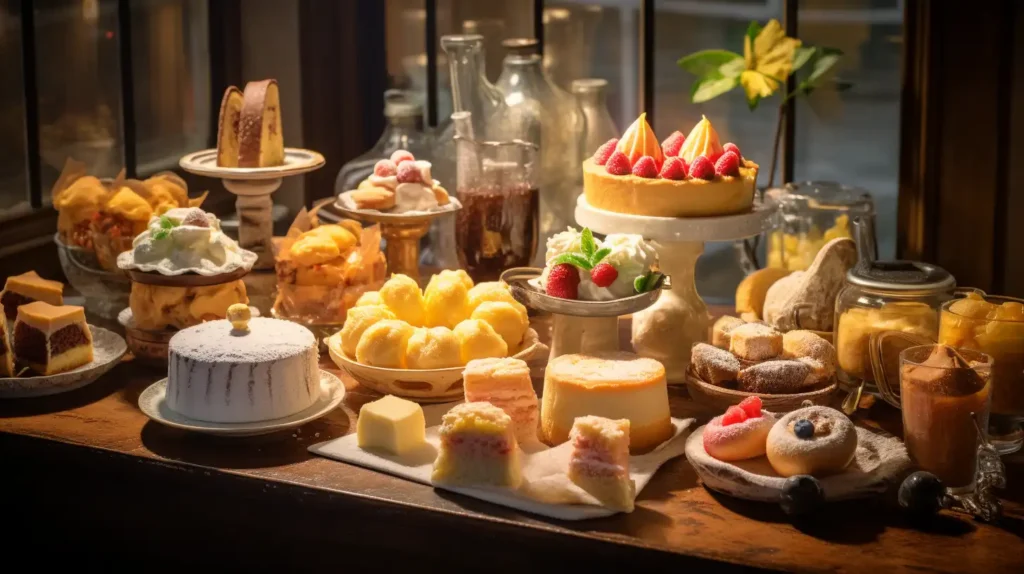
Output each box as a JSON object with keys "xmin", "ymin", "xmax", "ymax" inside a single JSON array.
[
  {"xmin": 496, "ymin": 38, "xmax": 584, "ymax": 263},
  {"xmin": 440, "ymin": 34, "xmax": 509, "ymax": 142},
  {"xmin": 572, "ymin": 78, "xmax": 618, "ymax": 157},
  {"xmin": 334, "ymin": 90, "xmax": 429, "ymax": 196}
]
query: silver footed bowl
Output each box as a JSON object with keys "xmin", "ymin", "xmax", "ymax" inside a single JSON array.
[{"xmin": 500, "ymin": 267, "xmax": 669, "ymax": 318}]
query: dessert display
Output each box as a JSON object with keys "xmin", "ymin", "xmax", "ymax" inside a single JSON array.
[
  {"xmin": 1, "ymin": 271, "xmax": 65, "ymax": 326},
  {"xmin": 216, "ymin": 80, "xmax": 285, "ymax": 168},
  {"xmin": 762, "ymin": 238, "xmax": 857, "ymax": 332},
  {"xmin": 12, "ymin": 302, "xmax": 94, "ymax": 376},
  {"xmin": 0, "ymin": 304, "xmax": 11, "ymax": 376},
  {"xmin": 735, "ymin": 267, "xmax": 791, "ymax": 322},
  {"xmin": 341, "ymin": 149, "xmax": 452, "ymax": 214},
  {"xmin": 463, "ymin": 357, "xmax": 539, "ymax": 444},
  {"xmin": 765, "ymin": 406, "xmax": 858, "ymax": 478},
  {"xmin": 357, "ymin": 394, "xmax": 427, "ymax": 456},
  {"xmin": 702, "ymin": 397, "xmax": 775, "ymax": 461},
  {"xmin": 568, "ymin": 416, "xmax": 636, "ymax": 512},
  {"xmin": 431, "ymin": 401, "xmax": 523, "ymax": 488},
  {"xmin": 166, "ymin": 308, "xmax": 319, "ymax": 423},
  {"xmin": 541, "ymin": 351, "xmax": 672, "ymax": 452},
  {"xmin": 531, "ymin": 227, "xmax": 662, "ymax": 301},
  {"xmin": 582, "ymin": 114, "xmax": 759, "ymax": 217}
]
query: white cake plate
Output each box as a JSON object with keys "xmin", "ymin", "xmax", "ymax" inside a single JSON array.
[
  {"xmin": 179, "ymin": 148, "xmax": 326, "ymax": 271},
  {"xmin": 138, "ymin": 371, "xmax": 345, "ymax": 437},
  {"xmin": 575, "ymin": 195, "xmax": 777, "ymax": 383},
  {"xmin": 501, "ymin": 267, "xmax": 666, "ymax": 361},
  {"xmin": 0, "ymin": 325, "xmax": 126, "ymax": 398}
]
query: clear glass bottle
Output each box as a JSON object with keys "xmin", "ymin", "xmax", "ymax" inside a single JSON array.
[
  {"xmin": 334, "ymin": 90, "xmax": 430, "ymax": 196},
  {"xmin": 495, "ymin": 38, "xmax": 584, "ymax": 263},
  {"xmin": 572, "ymin": 78, "xmax": 618, "ymax": 157},
  {"xmin": 440, "ymin": 34, "xmax": 509, "ymax": 142}
]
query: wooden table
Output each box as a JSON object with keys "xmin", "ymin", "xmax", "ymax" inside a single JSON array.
[{"xmin": 3, "ymin": 316, "xmax": 1023, "ymax": 572}]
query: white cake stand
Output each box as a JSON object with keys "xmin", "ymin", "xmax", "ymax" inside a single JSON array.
[{"xmin": 575, "ymin": 195, "xmax": 777, "ymax": 383}]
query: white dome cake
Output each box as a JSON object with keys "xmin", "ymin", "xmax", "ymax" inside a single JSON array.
[{"xmin": 166, "ymin": 316, "xmax": 319, "ymax": 423}]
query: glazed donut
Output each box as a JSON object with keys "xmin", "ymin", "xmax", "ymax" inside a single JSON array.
[
  {"xmin": 691, "ymin": 343, "xmax": 741, "ymax": 386},
  {"xmin": 737, "ymin": 360, "xmax": 809, "ymax": 393},
  {"xmin": 712, "ymin": 316, "xmax": 746, "ymax": 349},
  {"xmin": 703, "ymin": 397, "xmax": 775, "ymax": 461},
  {"xmin": 782, "ymin": 330, "xmax": 837, "ymax": 386},
  {"xmin": 729, "ymin": 323, "xmax": 783, "ymax": 361},
  {"xmin": 766, "ymin": 406, "xmax": 857, "ymax": 477}
]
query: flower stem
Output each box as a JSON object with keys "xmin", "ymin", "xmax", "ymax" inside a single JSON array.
[{"xmin": 767, "ymin": 103, "xmax": 785, "ymax": 189}]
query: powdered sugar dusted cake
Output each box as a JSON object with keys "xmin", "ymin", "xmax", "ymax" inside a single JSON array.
[{"xmin": 167, "ymin": 317, "xmax": 318, "ymax": 423}]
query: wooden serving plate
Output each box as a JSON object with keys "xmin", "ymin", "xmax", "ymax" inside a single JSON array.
[
  {"xmin": 124, "ymin": 266, "xmax": 250, "ymax": 287},
  {"xmin": 685, "ymin": 372, "xmax": 838, "ymax": 412}
]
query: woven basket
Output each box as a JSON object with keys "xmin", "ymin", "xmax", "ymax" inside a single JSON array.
[{"xmin": 685, "ymin": 372, "xmax": 838, "ymax": 412}]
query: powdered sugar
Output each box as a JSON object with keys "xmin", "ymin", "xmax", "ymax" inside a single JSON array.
[
  {"xmin": 169, "ymin": 317, "xmax": 315, "ymax": 363},
  {"xmin": 737, "ymin": 359, "xmax": 809, "ymax": 393},
  {"xmin": 691, "ymin": 342, "xmax": 741, "ymax": 385},
  {"xmin": 766, "ymin": 406, "xmax": 857, "ymax": 475},
  {"xmin": 728, "ymin": 323, "xmax": 783, "ymax": 361}
]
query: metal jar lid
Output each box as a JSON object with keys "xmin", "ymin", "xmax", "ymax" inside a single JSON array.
[{"xmin": 846, "ymin": 260, "xmax": 955, "ymax": 293}]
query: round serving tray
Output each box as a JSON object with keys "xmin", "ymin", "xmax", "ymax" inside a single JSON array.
[
  {"xmin": 500, "ymin": 267, "xmax": 668, "ymax": 318},
  {"xmin": 334, "ymin": 191, "xmax": 462, "ymax": 224},
  {"xmin": 179, "ymin": 148, "xmax": 325, "ymax": 181},
  {"xmin": 123, "ymin": 266, "xmax": 250, "ymax": 287},
  {"xmin": 685, "ymin": 372, "xmax": 839, "ymax": 412}
]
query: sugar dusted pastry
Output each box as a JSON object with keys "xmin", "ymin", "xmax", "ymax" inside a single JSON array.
[
  {"xmin": 690, "ymin": 342, "xmax": 741, "ymax": 386},
  {"xmin": 766, "ymin": 406, "xmax": 857, "ymax": 477},
  {"xmin": 340, "ymin": 305, "xmax": 397, "ymax": 357},
  {"xmin": 13, "ymin": 302, "xmax": 93, "ymax": 375},
  {"xmin": 405, "ymin": 327, "xmax": 462, "ymax": 369},
  {"xmin": 702, "ymin": 397, "xmax": 774, "ymax": 461},
  {"xmin": 470, "ymin": 301, "xmax": 528, "ymax": 352},
  {"xmin": 423, "ymin": 273, "xmax": 470, "ymax": 329},
  {"xmin": 568, "ymin": 416, "xmax": 636, "ymax": 512},
  {"xmin": 356, "ymin": 320, "xmax": 415, "ymax": 368},
  {"xmin": 1, "ymin": 271, "xmax": 64, "ymax": 324},
  {"xmin": 463, "ymin": 357, "xmax": 539, "ymax": 444},
  {"xmin": 431, "ymin": 402, "xmax": 522, "ymax": 488},
  {"xmin": 728, "ymin": 323, "xmax": 783, "ymax": 361},
  {"xmin": 542, "ymin": 352, "xmax": 672, "ymax": 453},
  {"xmin": 737, "ymin": 360, "xmax": 811, "ymax": 394},
  {"xmin": 712, "ymin": 315, "xmax": 745, "ymax": 349},
  {"xmin": 379, "ymin": 273, "xmax": 426, "ymax": 327},
  {"xmin": 453, "ymin": 319, "xmax": 507, "ymax": 363},
  {"xmin": 357, "ymin": 395, "xmax": 426, "ymax": 455},
  {"xmin": 783, "ymin": 330, "xmax": 837, "ymax": 386}
]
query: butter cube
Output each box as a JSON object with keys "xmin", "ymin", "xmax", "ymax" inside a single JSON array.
[{"xmin": 357, "ymin": 395, "xmax": 426, "ymax": 455}]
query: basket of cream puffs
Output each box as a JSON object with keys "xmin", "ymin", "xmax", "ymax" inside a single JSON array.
[
  {"xmin": 687, "ymin": 315, "xmax": 839, "ymax": 411},
  {"xmin": 326, "ymin": 270, "xmax": 547, "ymax": 402}
]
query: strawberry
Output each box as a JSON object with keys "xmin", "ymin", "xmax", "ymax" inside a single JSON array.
[
  {"xmin": 723, "ymin": 142, "xmax": 742, "ymax": 159},
  {"xmin": 737, "ymin": 396, "xmax": 762, "ymax": 418},
  {"xmin": 396, "ymin": 161, "xmax": 422, "ymax": 183},
  {"xmin": 659, "ymin": 157, "xmax": 687, "ymax": 180},
  {"xmin": 605, "ymin": 151, "xmax": 632, "ymax": 176},
  {"xmin": 546, "ymin": 263, "xmax": 580, "ymax": 299},
  {"xmin": 592, "ymin": 138, "xmax": 619, "ymax": 166},
  {"xmin": 632, "ymin": 155, "xmax": 658, "ymax": 178},
  {"xmin": 390, "ymin": 150, "xmax": 415, "ymax": 165},
  {"xmin": 590, "ymin": 262, "xmax": 618, "ymax": 287},
  {"xmin": 689, "ymin": 155, "xmax": 715, "ymax": 180},
  {"xmin": 374, "ymin": 159, "xmax": 397, "ymax": 177},
  {"xmin": 721, "ymin": 405, "xmax": 748, "ymax": 426},
  {"xmin": 661, "ymin": 131, "xmax": 685, "ymax": 157},
  {"xmin": 715, "ymin": 151, "xmax": 741, "ymax": 177}
]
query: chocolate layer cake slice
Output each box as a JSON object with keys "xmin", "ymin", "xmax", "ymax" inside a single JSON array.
[
  {"xmin": 1, "ymin": 271, "xmax": 64, "ymax": 324},
  {"xmin": 13, "ymin": 302, "xmax": 93, "ymax": 375},
  {"xmin": 0, "ymin": 302, "xmax": 12, "ymax": 376}
]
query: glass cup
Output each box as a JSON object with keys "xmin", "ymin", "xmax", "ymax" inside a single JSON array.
[{"xmin": 939, "ymin": 294, "xmax": 1024, "ymax": 455}]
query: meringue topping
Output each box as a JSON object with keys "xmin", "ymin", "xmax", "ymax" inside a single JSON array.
[
  {"xmin": 678, "ymin": 115, "xmax": 724, "ymax": 164},
  {"xmin": 615, "ymin": 113, "xmax": 664, "ymax": 168}
]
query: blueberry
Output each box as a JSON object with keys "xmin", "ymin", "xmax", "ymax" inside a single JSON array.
[
  {"xmin": 793, "ymin": 419, "xmax": 815, "ymax": 439},
  {"xmin": 898, "ymin": 471, "xmax": 945, "ymax": 517},
  {"xmin": 780, "ymin": 475, "xmax": 824, "ymax": 516}
]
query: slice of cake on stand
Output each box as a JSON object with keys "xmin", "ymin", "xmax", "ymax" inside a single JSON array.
[
  {"xmin": 431, "ymin": 402, "xmax": 523, "ymax": 488},
  {"xmin": 12, "ymin": 302, "xmax": 93, "ymax": 375},
  {"xmin": 568, "ymin": 416, "xmax": 636, "ymax": 512}
]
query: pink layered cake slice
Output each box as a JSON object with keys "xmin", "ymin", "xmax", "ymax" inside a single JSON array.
[
  {"xmin": 463, "ymin": 357, "xmax": 539, "ymax": 444},
  {"xmin": 568, "ymin": 415, "xmax": 636, "ymax": 512},
  {"xmin": 431, "ymin": 402, "xmax": 522, "ymax": 489}
]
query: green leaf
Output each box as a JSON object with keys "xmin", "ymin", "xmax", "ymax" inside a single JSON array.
[
  {"xmin": 159, "ymin": 215, "xmax": 175, "ymax": 229},
  {"xmin": 692, "ymin": 76, "xmax": 738, "ymax": 104},
  {"xmin": 153, "ymin": 229, "xmax": 170, "ymax": 241},
  {"xmin": 590, "ymin": 247, "xmax": 612, "ymax": 266},
  {"xmin": 745, "ymin": 20, "xmax": 763, "ymax": 45},
  {"xmin": 647, "ymin": 272, "xmax": 666, "ymax": 291},
  {"xmin": 791, "ymin": 46, "xmax": 816, "ymax": 72},
  {"xmin": 551, "ymin": 253, "xmax": 593, "ymax": 270},
  {"xmin": 580, "ymin": 227, "xmax": 596, "ymax": 258},
  {"xmin": 798, "ymin": 47, "xmax": 843, "ymax": 94},
  {"xmin": 719, "ymin": 57, "xmax": 747, "ymax": 78},
  {"xmin": 677, "ymin": 50, "xmax": 743, "ymax": 78},
  {"xmin": 633, "ymin": 274, "xmax": 648, "ymax": 294}
]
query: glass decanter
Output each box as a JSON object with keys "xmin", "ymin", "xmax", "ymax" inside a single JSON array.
[{"xmin": 573, "ymin": 78, "xmax": 618, "ymax": 157}]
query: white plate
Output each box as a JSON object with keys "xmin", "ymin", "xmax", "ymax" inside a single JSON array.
[
  {"xmin": 179, "ymin": 148, "xmax": 326, "ymax": 180},
  {"xmin": 0, "ymin": 325, "xmax": 126, "ymax": 399},
  {"xmin": 138, "ymin": 371, "xmax": 345, "ymax": 437}
]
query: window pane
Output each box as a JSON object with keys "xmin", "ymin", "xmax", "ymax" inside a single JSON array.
[
  {"xmin": 132, "ymin": 0, "xmax": 210, "ymax": 174},
  {"xmin": 35, "ymin": 0, "xmax": 124, "ymax": 195},
  {"xmin": 793, "ymin": 1, "xmax": 902, "ymax": 260},
  {"xmin": 0, "ymin": 0, "xmax": 28, "ymax": 219}
]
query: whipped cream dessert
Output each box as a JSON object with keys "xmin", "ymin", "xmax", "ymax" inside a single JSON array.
[
  {"xmin": 533, "ymin": 227, "xmax": 661, "ymax": 301},
  {"xmin": 117, "ymin": 207, "xmax": 257, "ymax": 276},
  {"xmin": 347, "ymin": 149, "xmax": 452, "ymax": 214}
]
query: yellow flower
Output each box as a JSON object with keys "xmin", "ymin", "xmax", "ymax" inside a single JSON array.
[{"xmin": 741, "ymin": 19, "xmax": 801, "ymax": 101}]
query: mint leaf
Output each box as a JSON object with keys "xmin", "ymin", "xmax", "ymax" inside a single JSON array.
[
  {"xmin": 551, "ymin": 253, "xmax": 593, "ymax": 270},
  {"xmin": 159, "ymin": 215, "xmax": 176, "ymax": 230},
  {"xmin": 634, "ymin": 274, "xmax": 648, "ymax": 294},
  {"xmin": 580, "ymin": 227, "xmax": 596, "ymax": 258},
  {"xmin": 677, "ymin": 49, "xmax": 743, "ymax": 78},
  {"xmin": 590, "ymin": 247, "xmax": 612, "ymax": 266},
  {"xmin": 153, "ymin": 229, "xmax": 170, "ymax": 241},
  {"xmin": 692, "ymin": 76, "xmax": 739, "ymax": 104}
]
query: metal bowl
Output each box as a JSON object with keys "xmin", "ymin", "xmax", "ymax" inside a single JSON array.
[{"xmin": 500, "ymin": 267, "xmax": 669, "ymax": 318}]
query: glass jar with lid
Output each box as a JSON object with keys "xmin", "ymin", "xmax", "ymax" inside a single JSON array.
[{"xmin": 834, "ymin": 260, "xmax": 958, "ymax": 389}]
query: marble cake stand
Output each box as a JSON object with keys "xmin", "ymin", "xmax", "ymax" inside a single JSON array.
[{"xmin": 575, "ymin": 195, "xmax": 776, "ymax": 384}]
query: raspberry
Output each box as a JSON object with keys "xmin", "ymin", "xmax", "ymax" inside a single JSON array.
[
  {"xmin": 374, "ymin": 159, "xmax": 397, "ymax": 177},
  {"xmin": 631, "ymin": 155, "xmax": 658, "ymax": 178},
  {"xmin": 721, "ymin": 405, "xmax": 748, "ymax": 426},
  {"xmin": 737, "ymin": 396, "xmax": 762, "ymax": 418},
  {"xmin": 689, "ymin": 155, "xmax": 715, "ymax": 180},
  {"xmin": 659, "ymin": 157, "xmax": 687, "ymax": 180},
  {"xmin": 590, "ymin": 262, "xmax": 618, "ymax": 288},
  {"xmin": 723, "ymin": 142, "xmax": 742, "ymax": 159},
  {"xmin": 396, "ymin": 161, "xmax": 422, "ymax": 183},
  {"xmin": 715, "ymin": 151, "xmax": 741, "ymax": 177},
  {"xmin": 661, "ymin": 131, "xmax": 685, "ymax": 157},
  {"xmin": 390, "ymin": 150, "xmax": 415, "ymax": 165},
  {"xmin": 546, "ymin": 263, "xmax": 580, "ymax": 299},
  {"xmin": 605, "ymin": 151, "xmax": 632, "ymax": 176},
  {"xmin": 180, "ymin": 210, "xmax": 210, "ymax": 228},
  {"xmin": 592, "ymin": 138, "xmax": 619, "ymax": 166}
]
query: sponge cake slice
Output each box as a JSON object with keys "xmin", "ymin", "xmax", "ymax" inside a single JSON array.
[
  {"xmin": 237, "ymin": 79, "xmax": 285, "ymax": 167},
  {"xmin": 216, "ymin": 86, "xmax": 244, "ymax": 167}
]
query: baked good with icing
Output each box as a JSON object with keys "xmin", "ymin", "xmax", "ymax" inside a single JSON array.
[
  {"xmin": 712, "ymin": 315, "xmax": 745, "ymax": 349},
  {"xmin": 728, "ymin": 323, "xmax": 783, "ymax": 361},
  {"xmin": 12, "ymin": 302, "xmax": 93, "ymax": 376},
  {"xmin": 766, "ymin": 406, "xmax": 857, "ymax": 477},
  {"xmin": 737, "ymin": 360, "xmax": 811, "ymax": 394},
  {"xmin": 703, "ymin": 397, "xmax": 774, "ymax": 461},
  {"xmin": 542, "ymin": 351, "xmax": 672, "ymax": 453},
  {"xmin": 691, "ymin": 342, "xmax": 741, "ymax": 386},
  {"xmin": 763, "ymin": 238, "xmax": 857, "ymax": 332}
]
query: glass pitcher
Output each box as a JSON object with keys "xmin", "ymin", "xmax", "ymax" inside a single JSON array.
[{"xmin": 453, "ymin": 111, "xmax": 539, "ymax": 282}]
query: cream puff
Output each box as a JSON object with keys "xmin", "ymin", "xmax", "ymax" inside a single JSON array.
[
  {"xmin": 702, "ymin": 396, "xmax": 775, "ymax": 461},
  {"xmin": 766, "ymin": 405, "xmax": 857, "ymax": 477}
]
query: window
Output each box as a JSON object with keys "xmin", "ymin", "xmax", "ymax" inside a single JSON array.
[{"xmin": 0, "ymin": 0, "xmax": 28, "ymax": 217}]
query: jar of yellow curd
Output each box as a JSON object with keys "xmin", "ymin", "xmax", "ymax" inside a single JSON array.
[
  {"xmin": 939, "ymin": 293, "xmax": 1024, "ymax": 455},
  {"xmin": 834, "ymin": 260, "xmax": 957, "ymax": 389}
]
